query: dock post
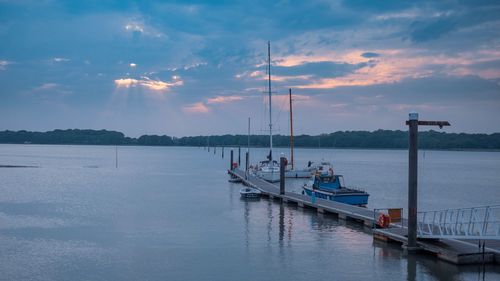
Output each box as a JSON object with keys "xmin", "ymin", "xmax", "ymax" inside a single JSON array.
[
  {"xmin": 238, "ymin": 147, "xmax": 241, "ymax": 166},
  {"xmin": 407, "ymin": 112, "xmax": 419, "ymax": 251},
  {"xmin": 222, "ymin": 147, "xmax": 224, "ymax": 158},
  {"xmin": 230, "ymin": 149, "xmax": 234, "ymax": 171},
  {"xmin": 405, "ymin": 114, "xmax": 449, "ymax": 252},
  {"xmin": 214, "ymin": 146, "xmax": 216, "ymax": 155},
  {"xmin": 245, "ymin": 151, "xmax": 249, "ymax": 179},
  {"xmin": 280, "ymin": 156, "xmax": 286, "ymax": 195}
]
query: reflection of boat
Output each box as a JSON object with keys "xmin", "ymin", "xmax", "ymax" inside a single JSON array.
[
  {"xmin": 302, "ymin": 168, "xmax": 369, "ymax": 206},
  {"xmin": 254, "ymin": 42, "xmax": 279, "ymax": 183},
  {"xmin": 239, "ymin": 187, "xmax": 262, "ymax": 198}
]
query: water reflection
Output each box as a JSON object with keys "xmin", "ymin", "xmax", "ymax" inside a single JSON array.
[
  {"xmin": 407, "ymin": 252, "xmax": 416, "ymax": 281},
  {"xmin": 279, "ymin": 203, "xmax": 284, "ymax": 245},
  {"xmin": 373, "ymin": 240, "xmax": 500, "ymax": 281},
  {"xmin": 237, "ymin": 182, "xmax": 500, "ymax": 281},
  {"xmin": 241, "ymin": 196, "xmax": 260, "ymax": 250},
  {"xmin": 267, "ymin": 200, "xmax": 273, "ymax": 244}
]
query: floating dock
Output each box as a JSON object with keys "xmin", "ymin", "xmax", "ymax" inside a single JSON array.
[{"xmin": 228, "ymin": 168, "xmax": 500, "ymax": 265}]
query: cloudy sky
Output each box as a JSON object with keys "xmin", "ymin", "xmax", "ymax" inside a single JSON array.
[{"xmin": 1, "ymin": 0, "xmax": 499, "ymax": 136}]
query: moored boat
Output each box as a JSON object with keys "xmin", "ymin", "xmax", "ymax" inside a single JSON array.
[
  {"xmin": 239, "ymin": 187, "xmax": 262, "ymax": 198},
  {"xmin": 284, "ymin": 88, "xmax": 314, "ymax": 178},
  {"xmin": 302, "ymin": 168, "xmax": 369, "ymax": 206},
  {"xmin": 254, "ymin": 159, "xmax": 280, "ymax": 182},
  {"xmin": 253, "ymin": 42, "xmax": 280, "ymax": 183}
]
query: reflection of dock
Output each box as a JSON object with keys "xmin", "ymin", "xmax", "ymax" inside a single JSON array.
[
  {"xmin": 374, "ymin": 227, "xmax": 500, "ymax": 265},
  {"xmin": 228, "ymin": 168, "xmax": 500, "ymax": 265}
]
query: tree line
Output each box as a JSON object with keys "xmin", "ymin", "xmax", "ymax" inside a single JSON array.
[{"xmin": 0, "ymin": 129, "xmax": 499, "ymax": 150}]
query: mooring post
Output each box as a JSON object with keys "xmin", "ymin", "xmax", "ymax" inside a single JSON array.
[
  {"xmin": 407, "ymin": 112, "xmax": 419, "ymax": 251},
  {"xmin": 230, "ymin": 149, "xmax": 234, "ymax": 171},
  {"xmin": 238, "ymin": 147, "xmax": 241, "ymax": 166},
  {"xmin": 214, "ymin": 146, "xmax": 216, "ymax": 155},
  {"xmin": 405, "ymin": 112, "xmax": 450, "ymax": 252},
  {"xmin": 280, "ymin": 156, "xmax": 286, "ymax": 195},
  {"xmin": 222, "ymin": 147, "xmax": 224, "ymax": 158},
  {"xmin": 245, "ymin": 151, "xmax": 249, "ymax": 179}
]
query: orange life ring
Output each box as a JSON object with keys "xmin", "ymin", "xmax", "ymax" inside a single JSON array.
[{"xmin": 377, "ymin": 214, "xmax": 391, "ymax": 228}]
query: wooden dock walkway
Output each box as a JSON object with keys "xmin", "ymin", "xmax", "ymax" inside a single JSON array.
[
  {"xmin": 229, "ymin": 168, "xmax": 378, "ymax": 226},
  {"xmin": 228, "ymin": 168, "xmax": 500, "ymax": 265}
]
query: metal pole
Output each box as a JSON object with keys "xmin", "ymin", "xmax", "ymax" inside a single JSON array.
[
  {"xmin": 238, "ymin": 146, "xmax": 241, "ymax": 166},
  {"xmin": 267, "ymin": 41, "xmax": 273, "ymax": 163},
  {"xmin": 214, "ymin": 146, "xmax": 216, "ymax": 154},
  {"xmin": 247, "ymin": 117, "xmax": 250, "ymax": 151},
  {"xmin": 408, "ymin": 112, "xmax": 419, "ymax": 251},
  {"xmin": 280, "ymin": 156, "xmax": 286, "ymax": 195},
  {"xmin": 230, "ymin": 149, "xmax": 234, "ymax": 171},
  {"xmin": 289, "ymin": 88, "xmax": 294, "ymax": 170},
  {"xmin": 222, "ymin": 147, "xmax": 224, "ymax": 158},
  {"xmin": 245, "ymin": 151, "xmax": 249, "ymax": 180}
]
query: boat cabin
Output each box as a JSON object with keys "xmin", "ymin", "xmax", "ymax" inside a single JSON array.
[{"xmin": 312, "ymin": 172, "xmax": 346, "ymax": 192}]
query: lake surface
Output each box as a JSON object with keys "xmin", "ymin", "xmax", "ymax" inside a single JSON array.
[{"xmin": 0, "ymin": 144, "xmax": 499, "ymax": 281}]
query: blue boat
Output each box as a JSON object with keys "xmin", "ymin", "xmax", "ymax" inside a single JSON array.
[{"xmin": 302, "ymin": 169, "xmax": 369, "ymax": 206}]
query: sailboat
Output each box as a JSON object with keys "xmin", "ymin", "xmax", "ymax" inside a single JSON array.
[
  {"xmin": 254, "ymin": 42, "xmax": 280, "ymax": 182},
  {"xmin": 284, "ymin": 88, "xmax": 316, "ymax": 178}
]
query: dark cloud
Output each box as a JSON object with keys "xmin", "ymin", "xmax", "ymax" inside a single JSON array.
[
  {"xmin": 341, "ymin": 0, "xmax": 415, "ymax": 12},
  {"xmin": 274, "ymin": 61, "xmax": 369, "ymax": 79},
  {"xmin": 408, "ymin": 3, "xmax": 500, "ymax": 43},
  {"xmin": 409, "ymin": 19, "xmax": 457, "ymax": 42},
  {"xmin": 361, "ymin": 52, "xmax": 380, "ymax": 58}
]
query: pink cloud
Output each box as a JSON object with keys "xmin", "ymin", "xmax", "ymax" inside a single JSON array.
[
  {"xmin": 114, "ymin": 76, "xmax": 183, "ymax": 92},
  {"xmin": 207, "ymin": 95, "xmax": 244, "ymax": 104},
  {"xmin": 183, "ymin": 102, "xmax": 209, "ymax": 113},
  {"xmin": 275, "ymin": 48, "xmax": 500, "ymax": 90}
]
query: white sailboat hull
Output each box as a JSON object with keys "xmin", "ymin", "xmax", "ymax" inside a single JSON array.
[
  {"xmin": 255, "ymin": 170, "xmax": 281, "ymax": 182},
  {"xmin": 285, "ymin": 169, "xmax": 313, "ymax": 178}
]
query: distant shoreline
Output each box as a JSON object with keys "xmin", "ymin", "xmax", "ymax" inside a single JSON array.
[
  {"xmin": 1, "ymin": 142, "xmax": 499, "ymax": 153},
  {"xmin": 1, "ymin": 129, "xmax": 499, "ymax": 151}
]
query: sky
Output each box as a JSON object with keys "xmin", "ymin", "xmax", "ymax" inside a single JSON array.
[{"xmin": 0, "ymin": 0, "xmax": 499, "ymax": 137}]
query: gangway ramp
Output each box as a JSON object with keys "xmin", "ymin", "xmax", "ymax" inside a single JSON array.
[{"xmin": 417, "ymin": 205, "xmax": 500, "ymax": 240}]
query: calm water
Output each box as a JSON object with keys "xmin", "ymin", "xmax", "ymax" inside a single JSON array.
[{"xmin": 0, "ymin": 144, "xmax": 499, "ymax": 281}]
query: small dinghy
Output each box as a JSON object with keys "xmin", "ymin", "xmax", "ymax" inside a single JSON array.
[{"xmin": 239, "ymin": 187, "xmax": 262, "ymax": 199}]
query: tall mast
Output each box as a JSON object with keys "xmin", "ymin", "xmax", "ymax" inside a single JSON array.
[
  {"xmin": 289, "ymin": 88, "xmax": 294, "ymax": 170},
  {"xmin": 247, "ymin": 117, "xmax": 250, "ymax": 152},
  {"xmin": 267, "ymin": 41, "xmax": 273, "ymax": 162}
]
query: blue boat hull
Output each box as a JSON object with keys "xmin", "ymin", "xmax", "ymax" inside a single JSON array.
[{"xmin": 303, "ymin": 187, "xmax": 369, "ymax": 206}]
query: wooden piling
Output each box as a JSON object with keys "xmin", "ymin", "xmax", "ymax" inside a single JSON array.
[
  {"xmin": 238, "ymin": 147, "xmax": 241, "ymax": 166},
  {"xmin": 230, "ymin": 149, "xmax": 234, "ymax": 171}
]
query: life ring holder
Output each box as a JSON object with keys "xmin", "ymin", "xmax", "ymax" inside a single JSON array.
[{"xmin": 377, "ymin": 213, "xmax": 391, "ymax": 228}]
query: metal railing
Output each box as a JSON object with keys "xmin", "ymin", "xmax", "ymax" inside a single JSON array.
[{"xmin": 417, "ymin": 205, "xmax": 500, "ymax": 240}]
